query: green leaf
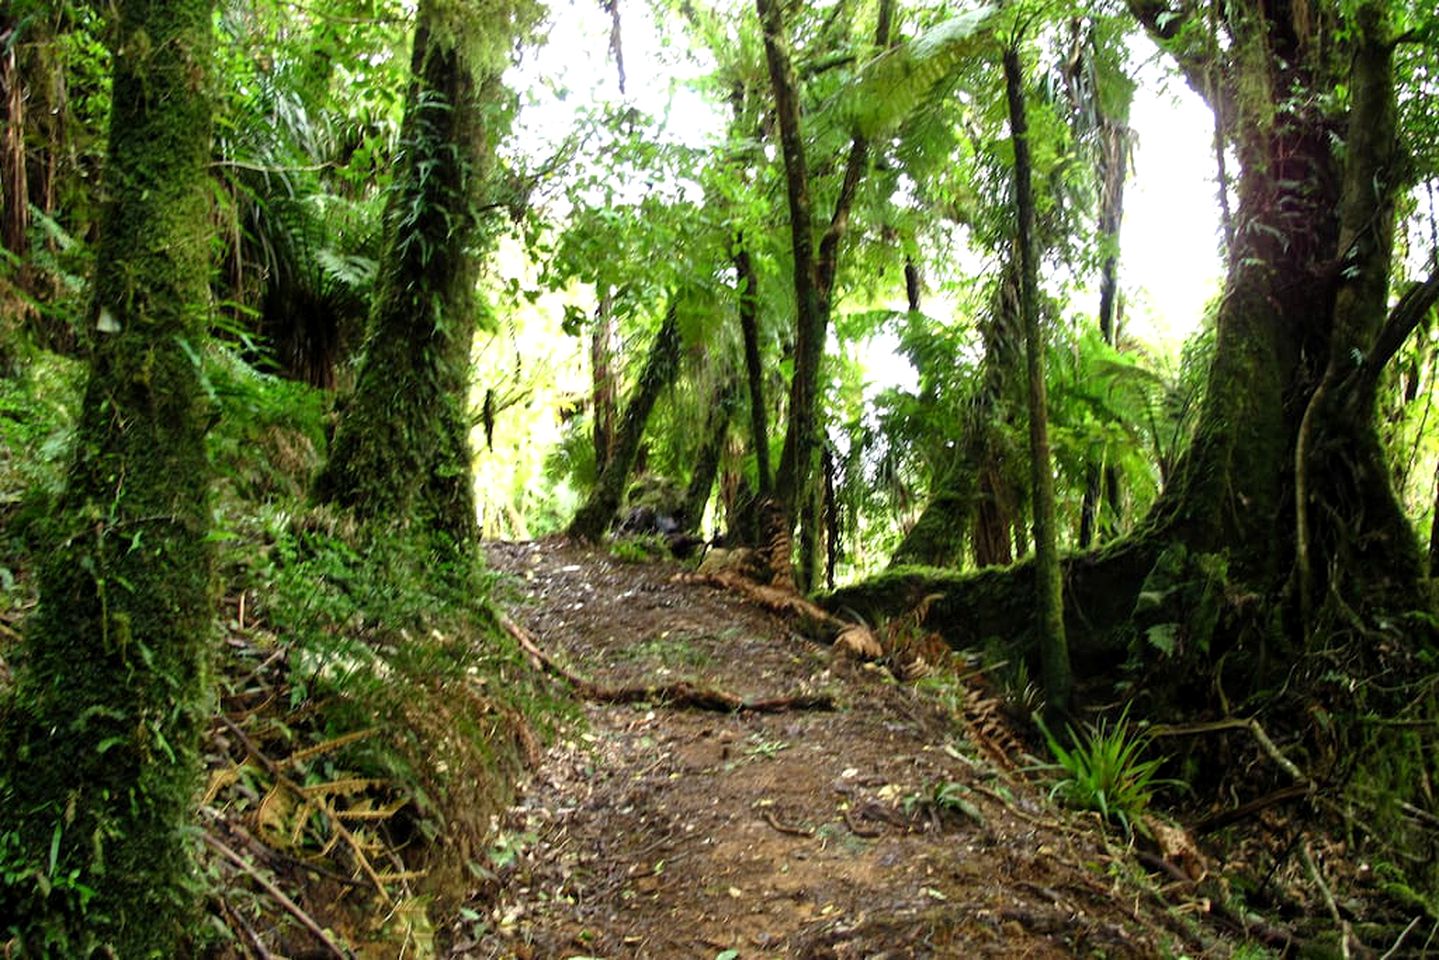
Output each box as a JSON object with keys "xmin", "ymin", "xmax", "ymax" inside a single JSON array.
[{"xmin": 1145, "ymin": 622, "xmax": 1179, "ymax": 656}]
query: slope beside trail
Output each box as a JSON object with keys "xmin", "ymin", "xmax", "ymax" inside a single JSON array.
[{"xmin": 447, "ymin": 538, "xmax": 1214, "ymax": 959}]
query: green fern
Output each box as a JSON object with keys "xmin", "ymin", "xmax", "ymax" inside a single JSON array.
[{"xmin": 832, "ymin": 5, "xmax": 1000, "ymax": 139}]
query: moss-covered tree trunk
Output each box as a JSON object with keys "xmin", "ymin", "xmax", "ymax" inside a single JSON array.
[
  {"xmin": 682, "ymin": 376, "xmax": 736, "ymax": 534},
  {"xmin": 1, "ymin": 0, "xmax": 216, "ymax": 951},
  {"xmin": 755, "ymin": 0, "xmax": 821, "ymax": 524},
  {"xmin": 316, "ymin": 0, "xmax": 515, "ymax": 547},
  {"xmin": 1005, "ymin": 45, "xmax": 1070, "ymax": 717},
  {"xmin": 592, "ymin": 287, "xmax": 618, "ymax": 475},
  {"xmin": 0, "ymin": 16, "xmax": 27, "ymax": 261},
  {"xmin": 735, "ymin": 243, "xmax": 771, "ymax": 499},
  {"xmin": 568, "ymin": 303, "xmax": 682, "ymax": 541},
  {"xmin": 756, "ymin": 0, "xmax": 890, "ymax": 585}
]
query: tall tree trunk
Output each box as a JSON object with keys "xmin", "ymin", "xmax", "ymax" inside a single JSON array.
[
  {"xmin": 592, "ymin": 287, "xmax": 618, "ymax": 475},
  {"xmin": 568, "ymin": 303, "xmax": 683, "ymax": 541},
  {"xmin": 1, "ymin": 0, "xmax": 216, "ymax": 950},
  {"xmin": 823, "ymin": 444, "xmax": 840, "ymax": 588},
  {"xmin": 1, "ymin": 16, "xmax": 29, "ymax": 373},
  {"xmin": 682, "ymin": 376, "xmax": 737, "ymax": 534},
  {"xmin": 1079, "ymin": 120, "xmax": 1129, "ymax": 548},
  {"xmin": 316, "ymin": 0, "xmax": 512, "ymax": 547},
  {"xmin": 755, "ymin": 0, "xmax": 821, "ymax": 523},
  {"xmin": 757, "ymin": 0, "xmax": 891, "ymax": 585},
  {"xmin": 735, "ymin": 243, "xmax": 771, "ymax": 498},
  {"xmin": 0, "ymin": 17, "xmax": 27, "ymax": 259},
  {"xmin": 1005, "ymin": 44, "xmax": 1071, "ymax": 717},
  {"xmin": 1429, "ymin": 461, "xmax": 1439, "ymax": 576}
]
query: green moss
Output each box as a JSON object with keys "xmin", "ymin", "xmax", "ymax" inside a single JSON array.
[
  {"xmin": 0, "ymin": 0, "xmax": 218, "ymax": 953},
  {"xmin": 318, "ymin": 0, "xmax": 518, "ymax": 545}
]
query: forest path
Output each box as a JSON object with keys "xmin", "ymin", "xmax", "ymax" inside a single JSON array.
[{"xmin": 448, "ymin": 539, "xmax": 1204, "ymax": 959}]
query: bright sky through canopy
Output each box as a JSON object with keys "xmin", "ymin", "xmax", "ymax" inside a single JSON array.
[
  {"xmin": 1121, "ymin": 46, "xmax": 1225, "ymax": 348},
  {"xmin": 507, "ymin": 4, "xmax": 1225, "ymax": 352}
]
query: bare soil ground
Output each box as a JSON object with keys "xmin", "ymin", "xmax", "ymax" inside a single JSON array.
[{"xmin": 444, "ymin": 538, "xmax": 1232, "ymax": 959}]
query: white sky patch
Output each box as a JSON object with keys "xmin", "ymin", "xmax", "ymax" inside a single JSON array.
[{"xmin": 1120, "ymin": 47, "xmax": 1225, "ymax": 349}]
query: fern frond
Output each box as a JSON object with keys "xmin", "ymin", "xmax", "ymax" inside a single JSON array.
[{"xmin": 831, "ymin": 5, "xmax": 999, "ymax": 140}]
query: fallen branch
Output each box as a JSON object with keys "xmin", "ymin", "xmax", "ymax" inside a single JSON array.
[
  {"xmin": 1149, "ymin": 716, "xmax": 1308, "ymax": 782},
  {"xmin": 1193, "ymin": 783, "xmax": 1311, "ymax": 836},
  {"xmin": 498, "ymin": 611, "xmax": 836, "ymax": 713},
  {"xmin": 1302, "ymin": 840, "xmax": 1355, "ymax": 959},
  {"xmin": 204, "ymin": 832, "xmax": 350, "ymax": 960},
  {"xmin": 842, "ymin": 806, "xmax": 883, "ymax": 837}
]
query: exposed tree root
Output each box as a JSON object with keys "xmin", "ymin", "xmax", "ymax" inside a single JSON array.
[
  {"xmin": 497, "ymin": 611, "xmax": 836, "ymax": 713},
  {"xmin": 680, "ymin": 569, "xmax": 883, "ymax": 658},
  {"xmin": 761, "ymin": 810, "xmax": 815, "ymax": 838}
]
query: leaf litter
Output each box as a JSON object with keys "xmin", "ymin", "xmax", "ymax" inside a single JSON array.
[{"xmin": 449, "ymin": 538, "xmax": 1228, "ymax": 958}]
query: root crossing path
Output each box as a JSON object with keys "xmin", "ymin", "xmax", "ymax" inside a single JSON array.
[{"xmin": 449, "ymin": 539, "xmax": 1205, "ymax": 959}]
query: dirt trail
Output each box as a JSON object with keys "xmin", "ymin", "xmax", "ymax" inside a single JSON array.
[{"xmin": 448, "ymin": 539, "xmax": 1211, "ymax": 959}]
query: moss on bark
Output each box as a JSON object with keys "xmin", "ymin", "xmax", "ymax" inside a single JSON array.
[
  {"xmin": 1, "ymin": 0, "xmax": 216, "ymax": 952},
  {"xmin": 316, "ymin": 0, "xmax": 509, "ymax": 548},
  {"xmin": 568, "ymin": 304, "xmax": 683, "ymax": 542}
]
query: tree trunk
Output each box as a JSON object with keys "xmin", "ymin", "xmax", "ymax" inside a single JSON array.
[
  {"xmin": 592, "ymin": 287, "xmax": 618, "ymax": 475},
  {"xmin": 1, "ymin": 0, "xmax": 216, "ymax": 950},
  {"xmin": 1079, "ymin": 116, "xmax": 1129, "ymax": 549},
  {"xmin": 755, "ymin": 0, "xmax": 821, "ymax": 523},
  {"xmin": 823, "ymin": 444, "xmax": 840, "ymax": 588},
  {"xmin": 682, "ymin": 376, "xmax": 737, "ymax": 534},
  {"xmin": 568, "ymin": 303, "xmax": 683, "ymax": 541},
  {"xmin": 1430, "ymin": 461, "xmax": 1439, "ymax": 576},
  {"xmin": 757, "ymin": 0, "xmax": 890, "ymax": 584},
  {"xmin": 735, "ymin": 243, "xmax": 771, "ymax": 498},
  {"xmin": 1, "ymin": 17, "xmax": 27, "ymax": 259},
  {"xmin": 316, "ymin": 0, "xmax": 508, "ymax": 547},
  {"xmin": 1005, "ymin": 45, "xmax": 1071, "ymax": 717},
  {"xmin": 1, "ymin": 16, "xmax": 29, "ymax": 373}
]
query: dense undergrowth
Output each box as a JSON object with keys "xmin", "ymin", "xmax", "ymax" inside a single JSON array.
[{"xmin": 0, "ymin": 346, "xmax": 562, "ymax": 955}]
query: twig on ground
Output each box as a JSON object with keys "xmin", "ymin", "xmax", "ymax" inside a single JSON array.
[
  {"xmin": 1379, "ymin": 915, "xmax": 1421, "ymax": 960},
  {"xmin": 842, "ymin": 806, "xmax": 883, "ymax": 837},
  {"xmin": 969, "ymin": 783, "xmax": 1064, "ymax": 830},
  {"xmin": 220, "ymin": 895, "xmax": 276, "ymax": 960},
  {"xmin": 762, "ymin": 809, "xmax": 815, "ymax": 838},
  {"xmin": 1193, "ymin": 783, "xmax": 1310, "ymax": 835},
  {"xmin": 204, "ymin": 832, "xmax": 350, "ymax": 960},
  {"xmin": 1302, "ymin": 840, "xmax": 1353, "ymax": 959}
]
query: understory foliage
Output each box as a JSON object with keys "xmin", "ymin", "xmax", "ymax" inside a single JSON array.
[{"xmin": 1035, "ymin": 706, "xmax": 1175, "ymax": 835}]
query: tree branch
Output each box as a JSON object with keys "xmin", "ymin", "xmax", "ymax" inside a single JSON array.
[
  {"xmin": 815, "ymin": 0, "xmax": 893, "ymax": 302},
  {"xmin": 1125, "ymin": 0, "xmax": 1224, "ymax": 114},
  {"xmin": 1358, "ymin": 266, "xmax": 1439, "ymax": 390}
]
